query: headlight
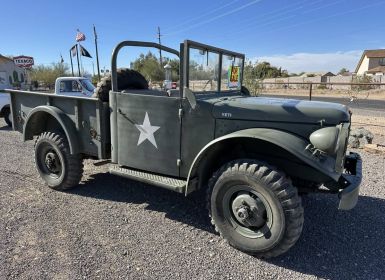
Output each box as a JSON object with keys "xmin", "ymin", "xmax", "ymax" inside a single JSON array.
[{"xmin": 309, "ymin": 127, "xmax": 339, "ymax": 155}]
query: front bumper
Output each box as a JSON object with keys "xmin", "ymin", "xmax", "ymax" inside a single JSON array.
[{"xmin": 338, "ymin": 152, "xmax": 362, "ymax": 210}]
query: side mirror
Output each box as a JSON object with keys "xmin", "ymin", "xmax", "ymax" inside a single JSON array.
[{"xmin": 184, "ymin": 87, "xmax": 197, "ymax": 109}]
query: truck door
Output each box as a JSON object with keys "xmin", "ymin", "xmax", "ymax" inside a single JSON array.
[{"xmin": 116, "ymin": 92, "xmax": 181, "ymax": 177}]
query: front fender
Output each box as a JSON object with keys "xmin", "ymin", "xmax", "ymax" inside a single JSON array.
[
  {"xmin": 23, "ymin": 106, "xmax": 79, "ymax": 154},
  {"xmin": 186, "ymin": 128, "xmax": 339, "ymax": 194}
]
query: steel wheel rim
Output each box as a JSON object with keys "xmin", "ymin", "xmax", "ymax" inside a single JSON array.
[
  {"xmin": 37, "ymin": 142, "xmax": 63, "ymax": 179},
  {"xmin": 223, "ymin": 184, "xmax": 273, "ymax": 239}
]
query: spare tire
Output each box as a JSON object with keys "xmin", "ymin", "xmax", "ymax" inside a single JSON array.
[{"xmin": 93, "ymin": 68, "xmax": 148, "ymax": 101}]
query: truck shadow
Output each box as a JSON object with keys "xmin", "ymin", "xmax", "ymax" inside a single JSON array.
[
  {"xmin": 0, "ymin": 124, "xmax": 11, "ymax": 131},
  {"xmin": 70, "ymin": 172, "xmax": 214, "ymax": 233},
  {"xmin": 71, "ymin": 172, "xmax": 385, "ymax": 279}
]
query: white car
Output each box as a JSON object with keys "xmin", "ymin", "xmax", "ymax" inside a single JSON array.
[
  {"xmin": 0, "ymin": 93, "xmax": 11, "ymax": 127},
  {"xmin": 55, "ymin": 77, "xmax": 95, "ymax": 97}
]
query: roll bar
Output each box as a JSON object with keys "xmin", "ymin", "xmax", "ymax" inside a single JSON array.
[{"xmin": 110, "ymin": 41, "xmax": 180, "ymax": 91}]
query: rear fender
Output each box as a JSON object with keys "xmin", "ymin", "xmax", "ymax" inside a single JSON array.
[
  {"xmin": 23, "ymin": 106, "xmax": 79, "ymax": 154},
  {"xmin": 185, "ymin": 128, "xmax": 339, "ymax": 195}
]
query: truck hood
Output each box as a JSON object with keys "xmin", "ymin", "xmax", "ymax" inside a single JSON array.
[{"xmin": 211, "ymin": 96, "xmax": 350, "ymax": 125}]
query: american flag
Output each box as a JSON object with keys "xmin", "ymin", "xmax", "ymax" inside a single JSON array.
[{"xmin": 75, "ymin": 29, "xmax": 86, "ymax": 42}]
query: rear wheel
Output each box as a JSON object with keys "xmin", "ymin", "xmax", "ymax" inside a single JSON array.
[
  {"xmin": 34, "ymin": 132, "xmax": 83, "ymax": 190},
  {"xmin": 3, "ymin": 107, "xmax": 12, "ymax": 127},
  {"xmin": 207, "ymin": 159, "xmax": 304, "ymax": 258}
]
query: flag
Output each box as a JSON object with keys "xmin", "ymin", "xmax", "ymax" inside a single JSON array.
[
  {"xmin": 76, "ymin": 29, "xmax": 86, "ymax": 42},
  {"xmin": 79, "ymin": 44, "xmax": 92, "ymax": 58},
  {"xmin": 70, "ymin": 45, "xmax": 77, "ymax": 57}
]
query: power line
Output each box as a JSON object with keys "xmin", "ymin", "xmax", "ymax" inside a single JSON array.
[
  {"xmin": 229, "ymin": 0, "xmax": 334, "ymax": 36},
  {"xmin": 232, "ymin": 0, "xmax": 323, "ymax": 29},
  {"xmin": 300, "ymin": 0, "xmax": 347, "ymax": 14},
  {"xmin": 207, "ymin": 0, "xmax": 352, "ymax": 42},
  {"xmin": 164, "ymin": 0, "xmax": 264, "ymax": 37},
  {"xmin": 162, "ymin": 0, "xmax": 242, "ymax": 33},
  {"xmin": 255, "ymin": 1, "xmax": 385, "ymax": 37}
]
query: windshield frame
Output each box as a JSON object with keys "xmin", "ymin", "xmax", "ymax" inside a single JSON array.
[
  {"xmin": 183, "ymin": 40, "xmax": 245, "ymax": 95},
  {"xmin": 79, "ymin": 79, "xmax": 95, "ymax": 92}
]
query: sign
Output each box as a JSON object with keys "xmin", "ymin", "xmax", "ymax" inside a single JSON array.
[
  {"xmin": 13, "ymin": 56, "xmax": 34, "ymax": 68},
  {"xmin": 228, "ymin": 66, "xmax": 240, "ymax": 88}
]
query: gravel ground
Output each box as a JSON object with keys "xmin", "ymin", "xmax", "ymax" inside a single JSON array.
[
  {"xmin": 350, "ymin": 108, "xmax": 385, "ymax": 144},
  {"xmin": 1, "ymin": 118, "xmax": 385, "ymax": 280}
]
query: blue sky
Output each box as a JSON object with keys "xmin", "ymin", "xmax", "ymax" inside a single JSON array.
[{"xmin": 2, "ymin": 0, "xmax": 385, "ymax": 74}]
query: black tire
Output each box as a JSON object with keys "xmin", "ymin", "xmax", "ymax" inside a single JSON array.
[
  {"xmin": 241, "ymin": 85, "xmax": 250, "ymax": 96},
  {"xmin": 3, "ymin": 107, "xmax": 12, "ymax": 127},
  {"xmin": 34, "ymin": 132, "xmax": 83, "ymax": 190},
  {"xmin": 93, "ymin": 68, "xmax": 149, "ymax": 101},
  {"xmin": 207, "ymin": 159, "xmax": 304, "ymax": 258}
]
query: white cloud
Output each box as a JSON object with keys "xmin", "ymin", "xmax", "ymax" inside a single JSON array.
[{"xmin": 253, "ymin": 50, "xmax": 363, "ymax": 74}]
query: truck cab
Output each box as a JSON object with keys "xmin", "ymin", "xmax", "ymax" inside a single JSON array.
[{"xmin": 55, "ymin": 77, "xmax": 95, "ymax": 97}]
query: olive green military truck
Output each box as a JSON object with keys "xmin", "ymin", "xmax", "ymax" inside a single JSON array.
[{"xmin": 7, "ymin": 40, "xmax": 362, "ymax": 258}]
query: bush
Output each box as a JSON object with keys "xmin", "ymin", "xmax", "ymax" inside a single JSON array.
[
  {"xmin": 352, "ymin": 75, "xmax": 374, "ymax": 91},
  {"xmin": 317, "ymin": 84, "xmax": 327, "ymax": 89},
  {"xmin": 30, "ymin": 63, "xmax": 70, "ymax": 89}
]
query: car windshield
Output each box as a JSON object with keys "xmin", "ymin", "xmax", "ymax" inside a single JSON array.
[
  {"xmin": 80, "ymin": 79, "xmax": 95, "ymax": 92},
  {"xmin": 189, "ymin": 48, "xmax": 219, "ymax": 92},
  {"xmin": 188, "ymin": 44, "xmax": 244, "ymax": 93}
]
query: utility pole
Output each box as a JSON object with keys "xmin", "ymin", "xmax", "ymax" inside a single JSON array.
[
  {"xmin": 93, "ymin": 24, "xmax": 101, "ymax": 81},
  {"xmin": 157, "ymin": 26, "xmax": 163, "ymax": 66}
]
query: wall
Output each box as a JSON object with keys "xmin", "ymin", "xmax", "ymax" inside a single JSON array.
[
  {"xmin": 261, "ymin": 75, "xmax": 385, "ymax": 90},
  {"xmin": 357, "ymin": 56, "xmax": 369, "ymax": 75},
  {"xmin": 261, "ymin": 77, "xmax": 321, "ymax": 89},
  {"xmin": 0, "ymin": 60, "xmax": 26, "ymax": 90},
  {"xmin": 326, "ymin": 76, "xmax": 353, "ymax": 89}
]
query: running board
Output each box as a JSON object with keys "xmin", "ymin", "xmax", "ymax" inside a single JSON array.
[{"xmin": 110, "ymin": 166, "xmax": 186, "ymax": 193}]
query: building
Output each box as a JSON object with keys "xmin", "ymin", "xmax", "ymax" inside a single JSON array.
[
  {"xmin": 0, "ymin": 54, "xmax": 27, "ymax": 90},
  {"xmin": 300, "ymin": 71, "xmax": 335, "ymax": 83},
  {"xmin": 355, "ymin": 49, "xmax": 385, "ymax": 76}
]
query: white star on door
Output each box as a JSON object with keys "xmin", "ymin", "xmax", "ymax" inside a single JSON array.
[{"xmin": 135, "ymin": 112, "xmax": 160, "ymax": 148}]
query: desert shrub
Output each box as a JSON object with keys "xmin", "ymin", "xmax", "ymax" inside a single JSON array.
[
  {"xmin": 352, "ymin": 75, "xmax": 374, "ymax": 91},
  {"xmin": 318, "ymin": 84, "xmax": 327, "ymax": 89}
]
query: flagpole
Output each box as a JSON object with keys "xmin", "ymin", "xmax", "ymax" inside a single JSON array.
[
  {"xmin": 76, "ymin": 44, "xmax": 81, "ymax": 76},
  {"xmin": 79, "ymin": 43, "xmax": 84, "ymax": 76},
  {"xmin": 93, "ymin": 24, "xmax": 101, "ymax": 82},
  {"xmin": 69, "ymin": 49, "xmax": 74, "ymax": 76}
]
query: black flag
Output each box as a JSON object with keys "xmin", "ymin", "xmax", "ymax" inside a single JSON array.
[
  {"xmin": 79, "ymin": 44, "xmax": 92, "ymax": 58},
  {"xmin": 70, "ymin": 45, "xmax": 77, "ymax": 57}
]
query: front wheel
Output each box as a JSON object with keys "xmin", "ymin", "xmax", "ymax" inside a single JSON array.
[
  {"xmin": 3, "ymin": 107, "xmax": 12, "ymax": 127},
  {"xmin": 207, "ymin": 159, "xmax": 304, "ymax": 258},
  {"xmin": 34, "ymin": 132, "xmax": 83, "ymax": 190}
]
